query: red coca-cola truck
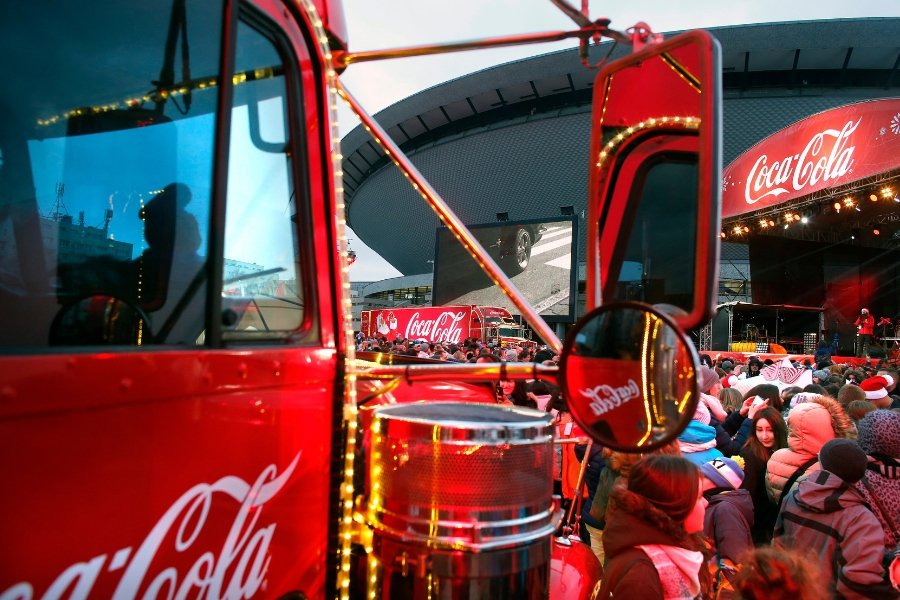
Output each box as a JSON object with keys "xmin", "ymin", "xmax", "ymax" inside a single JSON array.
[
  {"xmin": 0, "ymin": 1, "xmax": 721, "ymax": 598},
  {"xmin": 359, "ymin": 305, "xmax": 534, "ymax": 349}
]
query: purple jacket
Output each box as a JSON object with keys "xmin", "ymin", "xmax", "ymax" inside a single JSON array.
[
  {"xmin": 775, "ymin": 469, "xmax": 897, "ymax": 600},
  {"xmin": 703, "ymin": 488, "xmax": 754, "ymax": 564}
]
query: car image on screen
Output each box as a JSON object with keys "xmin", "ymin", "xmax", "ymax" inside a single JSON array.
[
  {"xmin": 433, "ymin": 217, "xmax": 577, "ymax": 322},
  {"xmin": 475, "ymin": 223, "xmax": 545, "ymax": 275}
]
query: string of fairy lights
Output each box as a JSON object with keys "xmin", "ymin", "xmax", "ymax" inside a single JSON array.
[
  {"xmin": 721, "ymin": 180, "xmax": 899, "ymax": 241},
  {"xmin": 35, "ymin": 68, "xmax": 279, "ymax": 129}
]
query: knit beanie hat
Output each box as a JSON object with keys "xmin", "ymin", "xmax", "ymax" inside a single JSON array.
[
  {"xmin": 812, "ymin": 369, "xmax": 830, "ymax": 382},
  {"xmin": 860, "ymin": 376, "xmax": 889, "ymax": 400},
  {"xmin": 697, "ymin": 366, "xmax": 719, "ymax": 393},
  {"xmin": 700, "ymin": 457, "xmax": 744, "ymax": 489},
  {"xmin": 857, "ymin": 409, "xmax": 900, "ymax": 458},
  {"xmin": 818, "ymin": 438, "xmax": 868, "ymax": 483}
]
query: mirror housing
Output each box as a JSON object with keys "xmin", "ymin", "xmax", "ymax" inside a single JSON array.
[
  {"xmin": 586, "ymin": 30, "xmax": 722, "ymax": 331},
  {"xmin": 559, "ymin": 302, "xmax": 700, "ymax": 451}
]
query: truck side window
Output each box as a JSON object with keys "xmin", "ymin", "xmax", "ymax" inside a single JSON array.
[{"xmin": 221, "ymin": 18, "xmax": 306, "ymax": 340}]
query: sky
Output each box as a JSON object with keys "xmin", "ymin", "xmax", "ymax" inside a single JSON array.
[{"xmin": 337, "ymin": 0, "xmax": 899, "ymax": 282}]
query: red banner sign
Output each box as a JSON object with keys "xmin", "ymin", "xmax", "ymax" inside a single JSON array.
[
  {"xmin": 722, "ymin": 99, "xmax": 900, "ymax": 220},
  {"xmin": 364, "ymin": 306, "xmax": 472, "ymax": 344}
]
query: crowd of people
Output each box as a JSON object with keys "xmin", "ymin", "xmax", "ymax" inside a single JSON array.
[
  {"xmin": 355, "ymin": 332, "xmax": 555, "ymax": 365},
  {"xmin": 355, "ymin": 330, "xmax": 900, "ymax": 598},
  {"xmin": 588, "ymin": 355, "xmax": 900, "ymax": 599}
]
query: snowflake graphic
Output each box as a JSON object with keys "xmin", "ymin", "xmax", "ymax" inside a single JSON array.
[
  {"xmin": 891, "ymin": 112, "xmax": 900, "ymax": 135},
  {"xmin": 721, "ymin": 174, "xmax": 731, "ymax": 193}
]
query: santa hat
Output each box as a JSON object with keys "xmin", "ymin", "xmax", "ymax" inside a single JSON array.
[
  {"xmin": 860, "ymin": 376, "xmax": 889, "ymax": 400},
  {"xmin": 720, "ymin": 373, "xmax": 738, "ymax": 389}
]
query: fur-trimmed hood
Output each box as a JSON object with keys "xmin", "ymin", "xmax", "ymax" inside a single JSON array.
[{"xmin": 786, "ymin": 394, "xmax": 853, "ymax": 456}]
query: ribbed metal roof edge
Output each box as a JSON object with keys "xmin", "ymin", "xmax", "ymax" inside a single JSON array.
[{"xmin": 341, "ymin": 18, "xmax": 900, "ymax": 152}]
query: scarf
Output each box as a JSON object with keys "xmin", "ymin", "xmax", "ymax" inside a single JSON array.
[
  {"xmin": 636, "ymin": 544, "xmax": 703, "ymax": 599},
  {"xmin": 679, "ymin": 438, "xmax": 717, "ymax": 454}
]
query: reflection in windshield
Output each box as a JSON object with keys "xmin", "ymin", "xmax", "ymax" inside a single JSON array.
[
  {"xmin": 614, "ymin": 159, "xmax": 698, "ymax": 308},
  {"xmin": 0, "ymin": 2, "xmax": 306, "ymax": 347}
]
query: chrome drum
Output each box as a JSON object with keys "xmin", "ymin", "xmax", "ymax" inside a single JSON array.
[{"xmin": 360, "ymin": 402, "xmax": 559, "ymax": 599}]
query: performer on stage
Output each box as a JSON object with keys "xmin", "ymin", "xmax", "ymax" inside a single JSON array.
[{"xmin": 854, "ymin": 308, "xmax": 875, "ymax": 358}]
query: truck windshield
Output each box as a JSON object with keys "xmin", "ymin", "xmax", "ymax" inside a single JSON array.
[
  {"xmin": 0, "ymin": 2, "xmax": 222, "ymax": 348},
  {"xmin": 0, "ymin": 2, "xmax": 306, "ymax": 348}
]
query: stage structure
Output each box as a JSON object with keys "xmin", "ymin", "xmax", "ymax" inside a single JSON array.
[
  {"xmin": 705, "ymin": 302, "xmax": 824, "ymax": 354},
  {"xmin": 720, "ymin": 99, "xmax": 900, "ymax": 355}
]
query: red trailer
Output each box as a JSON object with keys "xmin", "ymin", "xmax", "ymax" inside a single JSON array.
[{"xmin": 360, "ymin": 305, "xmax": 535, "ymax": 348}]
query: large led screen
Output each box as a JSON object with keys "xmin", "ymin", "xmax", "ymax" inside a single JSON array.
[{"xmin": 432, "ymin": 217, "xmax": 577, "ymax": 322}]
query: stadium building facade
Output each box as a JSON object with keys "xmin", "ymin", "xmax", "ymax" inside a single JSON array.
[{"xmin": 342, "ymin": 19, "xmax": 900, "ymax": 336}]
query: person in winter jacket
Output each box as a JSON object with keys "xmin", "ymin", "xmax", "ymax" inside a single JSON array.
[
  {"xmin": 700, "ymin": 457, "xmax": 754, "ymax": 567},
  {"xmin": 721, "ymin": 384, "xmax": 783, "ymax": 437},
  {"xmin": 696, "ymin": 366, "xmax": 751, "ymax": 456},
  {"xmin": 765, "ymin": 394, "xmax": 853, "ymax": 504},
  {"xmin": 597, "ymin": 455, "xmax": 710, "ymax": 599},
  {"xmin": 739, "ymin": 407, "xmax": 788, "ymax": 544},
  {"xmin": 588, "ymin": 440, "xmax": 682, "ymax": 566},
  {"xmin": 853, "ymin": 409, "xmax": 900, "ymax": 551},
  {"xmin": 775, "ymin": 438, "xmax": 897, "ymax": 599}
]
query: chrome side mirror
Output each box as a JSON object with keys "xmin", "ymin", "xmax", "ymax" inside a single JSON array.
[{"xmin": 559, "ymin": 302, "xmax": 700, "ymax": 451}]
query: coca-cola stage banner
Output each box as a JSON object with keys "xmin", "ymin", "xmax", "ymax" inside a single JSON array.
[{"xmin": 722, "ymin": 98, "xmax": 900, "ymax": 220}]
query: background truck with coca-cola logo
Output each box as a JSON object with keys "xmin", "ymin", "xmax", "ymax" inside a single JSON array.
[
  {"xmin": 0, "ymin": 1, "xmax": 721, "ymax": 598},
  {"xmin": 359, "ymin": 305, "xmax": 535, "ymax": 349}
]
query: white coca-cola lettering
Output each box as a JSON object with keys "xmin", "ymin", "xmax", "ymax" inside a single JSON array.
[
  {"xmin": 0, "ymin": 454, "xmax": 299, "ymax": 600},
  {"xmin": 581, "ymin": 380, "xmax": 641, "ymax": 417},
  {"xmin": 404, "ymin": 311, "xmax": 466, "ymax": 344},
  {"xmin": 743, "ymin": 119, "xmax": 858, "ymax": 205}
]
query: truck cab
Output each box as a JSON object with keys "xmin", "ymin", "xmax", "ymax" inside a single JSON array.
[{"xmin": 0, "ymin": 2, "xmax": 722, "ymax": 598}]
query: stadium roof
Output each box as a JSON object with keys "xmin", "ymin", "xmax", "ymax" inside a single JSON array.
[{"xmin": 341, "ymin": 18, "xmax": 900, "ymax": 275}]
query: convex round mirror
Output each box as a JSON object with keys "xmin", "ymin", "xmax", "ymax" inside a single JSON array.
[{"xmin": 559, "ymin": 302, "xmax": 699, "ymax": 451}]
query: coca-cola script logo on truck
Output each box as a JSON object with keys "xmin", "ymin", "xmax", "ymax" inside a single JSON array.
[
  {"xmin": 744, "ymin": 119, "xmax": 858, "ymax": 205},
  {"xmin": 1, "ymin": 453, "xmax": 300, "ymax": 600},
  {"xmin": 404, "ymin": 310, "xmax": 466, "ymax": 344},
  {"xmin": 581, "ymin": 380, "xmax": 641, "ymax": 417}
]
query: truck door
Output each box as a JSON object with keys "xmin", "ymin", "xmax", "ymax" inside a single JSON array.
[{"xmin": 0, "ymin": 2, "xmax": 342, "ymax": 597}]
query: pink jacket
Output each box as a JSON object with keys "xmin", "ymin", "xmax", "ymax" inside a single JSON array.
[{"xmin": 765, "ymin": 396, "xmax": 853, "ymax": 503}]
